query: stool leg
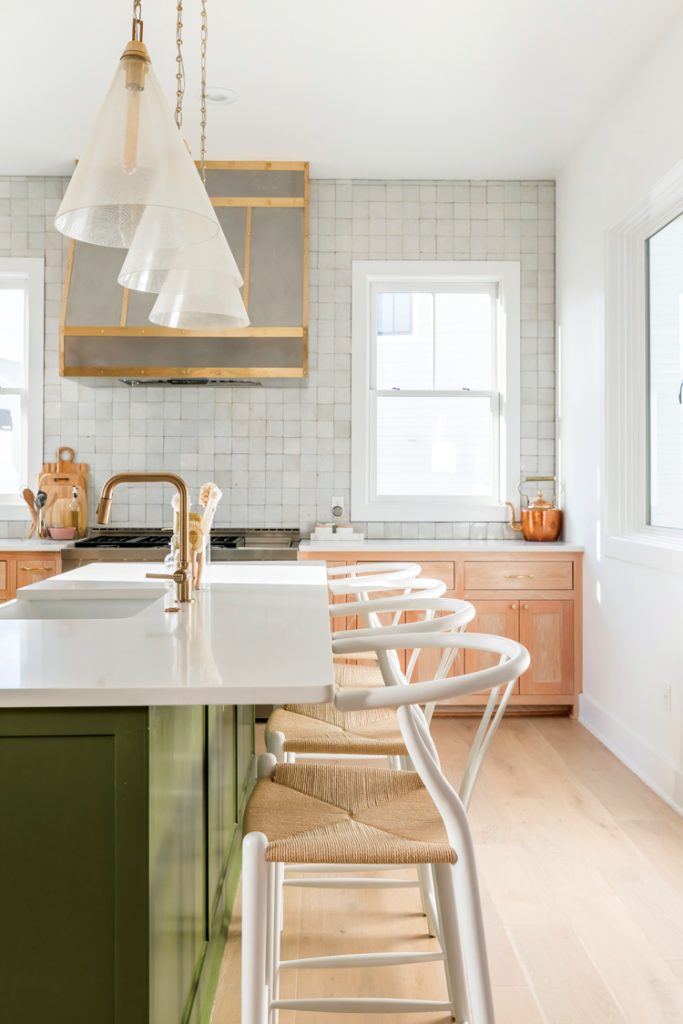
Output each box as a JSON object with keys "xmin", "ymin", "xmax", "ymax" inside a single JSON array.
[
  {"xmin": 433, "ymin": 863, "xmax": 469, "ymax": 1022},
  {"xmin": 242, "ymin": 832, "xmax": 270, "ymax": 1024},
  {"xmin": 270, "ymin": 862, "xmax": 284, "ymax": 1024},
  {"xmin": 417, "ymin": 864, "xmax": 440, "ymax": 938},
  {"xmin": 434, "ymin": 858, "xmax": 495, "ymax": 1024}
]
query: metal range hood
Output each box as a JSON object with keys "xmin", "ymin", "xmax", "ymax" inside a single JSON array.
[{"xmin": 59, "ymin": 162, "xmax": 309, "ymax": 386}]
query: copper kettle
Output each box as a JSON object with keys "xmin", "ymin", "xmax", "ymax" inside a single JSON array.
[{"xmin": 506, "ymin": 476, "xmax": 563, "ymax": 542}]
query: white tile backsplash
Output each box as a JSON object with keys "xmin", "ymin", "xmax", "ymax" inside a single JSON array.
[{"xmin": 0, "ymin": 175, "xmax": 555, "ymax": 540}]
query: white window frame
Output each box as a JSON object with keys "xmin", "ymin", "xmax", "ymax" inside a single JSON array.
[
  {"xmin": 0, "ymin": 257, "xmax": 44, "ymax": 519},
  {"xmin": 605, "ymin": 159, "xmax": 683, "ymax": 573},
  {"xmin": 351, "ymin": 260, "xmax": 520, "ymax": 522}
]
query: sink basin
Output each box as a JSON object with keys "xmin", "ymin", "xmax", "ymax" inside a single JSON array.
[{"xmin": 0, "ymin": 589, "xmax": 161, "ymax": 621}]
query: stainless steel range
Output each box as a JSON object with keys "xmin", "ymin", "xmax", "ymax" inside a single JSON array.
[{"xmin": 61, "ymin": 527, "xmax": 301, "ymax": 569}]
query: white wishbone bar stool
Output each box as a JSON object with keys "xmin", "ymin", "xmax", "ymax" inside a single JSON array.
[
  {"xmin": 266, "ymin": 592, "xmax": 474, "ymax": 765},
  {"xmin": 326, "ymin": 561, "xmax": 422, "ymax": 587},
  {"xmin": 242, "ymin": 629, "xmax": 530, "ymax": 1024},
  {"xmin": 265, "ymin": 585, "xmax": 467, "ymax": 942}
]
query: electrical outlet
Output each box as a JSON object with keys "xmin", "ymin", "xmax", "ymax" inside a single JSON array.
[
  {"xmin": 331, "ymin": 495, "xmax": 345, "ymax": 519},
  {"xmin": 663, "ymin": 680, "xmax": 672, "ymax": 712}
]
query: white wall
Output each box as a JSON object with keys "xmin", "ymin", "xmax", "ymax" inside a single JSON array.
[{"xmin": 557, "ymin": 16, "xmax": 683, "ymax": 810}]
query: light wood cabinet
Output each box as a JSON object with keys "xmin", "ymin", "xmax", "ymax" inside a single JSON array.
[
  {"xmin": 299, "ymin": 546, "xmax": 583, "ymax": 715},
  {"xmin": 464, "ymin": 599, "xmax": 521, "ymax": 695},
  {"xmin": 0, "ymin": 551, "xmax": 62, "ymax": 603},
  {"xmin": 519, "ymin": 599, "xmax": 574, "ymax": 695}
]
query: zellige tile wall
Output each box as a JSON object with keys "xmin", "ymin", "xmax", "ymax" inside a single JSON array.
[{"xmin": 0, "ymin": 176, "xmax": 555, "ymax": 540}]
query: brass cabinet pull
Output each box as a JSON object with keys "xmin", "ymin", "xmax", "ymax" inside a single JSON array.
[
  {"xmin": 503, "ymin": 573, "xmax": 533, "ymax": 579},
  {"xmin": 523, "ymin": 603, "xmax": 529, "ymax": 610},
  {"xmin": 510, "ymin": 603, "xmax": 517, "ymax": 610}
]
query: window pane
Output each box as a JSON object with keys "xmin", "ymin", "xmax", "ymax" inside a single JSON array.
[
  {"xmin": 435, "ymin": 292, "xmax": 493, "ymax": 390},
  {"xmin": 376, "ymin": 396, "xmax": 494, "ymax": 497},
  {"xmin": 648, "ymin": 214, "xmax": 683, "ymax": 530},
  {"xmin": 0, "ymin": 394, "xmax": 22, "ymax": 495},
  {"xmin": 376, "ymin": 293, "xmax": 433, "ymax": 389},
  {"xmin": 0, "ymin": 288, "xmax": 26, "ymax": 388}
]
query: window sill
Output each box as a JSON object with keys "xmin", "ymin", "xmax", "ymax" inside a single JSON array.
[
  {"xmin": 605, "ymin": 530, "xmax": 683, "ymax": 575},
  {"xmin": 0, "ymin": 500, "xmax": 30, "ymax": 522},
  {"xmin": 352, "ymin": 499, "xmax": 510, "ymax": 523}
]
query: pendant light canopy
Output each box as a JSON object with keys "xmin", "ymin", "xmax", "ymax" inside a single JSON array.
[{"xmin": 54, "ymin": 29, "xmax": 219, "ymax": 249}]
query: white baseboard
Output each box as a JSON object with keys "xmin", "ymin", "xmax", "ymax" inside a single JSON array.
[{"xmin": 579, "ymin": 694, "xmax": 683, "ymax": 816}]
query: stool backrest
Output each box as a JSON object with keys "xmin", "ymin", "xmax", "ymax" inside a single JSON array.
[
  {"xmin": 332, "ymin": 630, "xmax": 530, "ymax": 814},
  {"xmin": 335, "ymin": 594, "xmax": 475, "ymax": 684},
  {"xmin": 327, "ymin": 562, "xmax": 421, "ymax": 600}
]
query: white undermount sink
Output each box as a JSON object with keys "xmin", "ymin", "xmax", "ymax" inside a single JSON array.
[{"xmin": 0, "ymin": 587, "xmax": 162, "ymax": 621}]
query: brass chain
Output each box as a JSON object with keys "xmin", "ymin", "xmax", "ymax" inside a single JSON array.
[
  {"xmin": 199, "ymin": 0, "xmax": 208, "ymax": 181},
  {"xmin": 175, "ymin": 0, "xmax": 185, "ymax": 132},
  {"xmin": 132, "ymin": 0, "xmax": 143, "ymax": 41}
]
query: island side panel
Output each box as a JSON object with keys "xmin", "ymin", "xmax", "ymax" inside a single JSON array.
[
  {"xmin": 148, "ymin": 706, "xmax": 206, "ymax": 1024},
  {"xmin": 0, "ymin": 708, "xmax": 149, "ymax": 1024}
]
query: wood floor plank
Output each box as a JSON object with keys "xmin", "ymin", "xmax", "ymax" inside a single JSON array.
[{"xmin": 211, "ymin": 718, "xmax": 683, "ymax": 1024}]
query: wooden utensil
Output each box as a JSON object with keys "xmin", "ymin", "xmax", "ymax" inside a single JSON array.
[{"xmin": 22, "ymin": 487, "xmax": 38, "ymax": 538}]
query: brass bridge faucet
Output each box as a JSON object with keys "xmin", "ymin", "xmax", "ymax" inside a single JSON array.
[{"xmin": 96, "ymin": 472, "xmax": 192, "ymax": 603}]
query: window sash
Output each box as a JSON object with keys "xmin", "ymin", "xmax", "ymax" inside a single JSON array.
[
  {"xmin": 368, "ymin": 390, "xmax": 501, "ymax": 503},
  {"xmin": 369, "ymin": 281, "xmax": 498, "ymax": 393}
]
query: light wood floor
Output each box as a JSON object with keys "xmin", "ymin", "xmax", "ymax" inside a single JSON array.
[{"xmin": 211, "ymin": 718, "xmax": 683, "ymax": 1023}]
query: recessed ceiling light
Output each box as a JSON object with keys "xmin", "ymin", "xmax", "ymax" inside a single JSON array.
[{"xmin": 204, "ymin": 86, "xmax": 239, "ymax": 105}]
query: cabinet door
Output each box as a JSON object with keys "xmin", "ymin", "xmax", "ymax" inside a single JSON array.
[
  {"xmin": 0, "ymin": 557, "xmax": 13, "ymax": 601},
  {"xmin": 464, "ymin": 600, "xmax": 521, "ymax": 696},
  {"xmin": 519, "ymin": 600, "xmax": 574, "ymax": 695},
  {"xmin": 16, "ymin": 557, "xmax": 60, "ymax": 590}
]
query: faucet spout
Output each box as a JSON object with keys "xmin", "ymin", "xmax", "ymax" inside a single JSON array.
[{"xmin": 95, "ymin": 472, "xmax": 192, "ymax": 603}]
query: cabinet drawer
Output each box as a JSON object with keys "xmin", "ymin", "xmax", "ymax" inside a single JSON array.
[
  {"xmin": 464, "ymin": 560, "xmax": 573, "ymax": 591},
  {"xmin": 16, "ymin": 558, "xmax": 60, "ymax": 590}
]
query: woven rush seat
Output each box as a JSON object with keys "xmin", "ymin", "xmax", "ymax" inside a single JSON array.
[
  {"xmin": 244, "ymin": 762, "xmax": 456, "ymax": 865},
  {"xmin": 266, "ymin": 661, "xmax": 406, "ymax": 756}
]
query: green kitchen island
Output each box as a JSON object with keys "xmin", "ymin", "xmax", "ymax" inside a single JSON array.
[{"xmin": 0, "ymin": 563, "xmax": 334, "ymax": 1024}]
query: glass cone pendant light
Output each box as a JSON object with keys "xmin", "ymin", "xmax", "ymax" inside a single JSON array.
[
  {"xmin": 54, "ymin": 4, "xmax": 220, "ymax": 250},
  {"xmin": 115, "ymin": 0, "xmax": 250, "ymax": 331},
  {"xmin": 119, "ymin": 228, "xmax": 249, "ymax": 329}
]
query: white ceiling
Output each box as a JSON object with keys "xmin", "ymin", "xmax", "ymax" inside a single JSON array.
[{"xmin": 4, "ymin": 0, "xmax": 681, "ymax": 179}]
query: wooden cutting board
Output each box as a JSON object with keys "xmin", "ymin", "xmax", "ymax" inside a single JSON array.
[{"xmin": 37, "ymin": 447, "xmax": 88, "ymax": 534}]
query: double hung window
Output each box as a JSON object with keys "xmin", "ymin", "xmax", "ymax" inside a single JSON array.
[
  {"xmin": 0, "ymin": 258, "xmax": 44, "ymax": 514},
  {"xmin": 352, "ymin": 261, "xmax": 520, "ymax": 521}
]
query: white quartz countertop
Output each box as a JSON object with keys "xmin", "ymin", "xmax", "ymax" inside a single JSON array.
[
  {"xmin": 0, "ymin": 562, "xmax": 335, "ymax": 708},
  {"xmin": 0, "ymin": 538, "xmax": 75, "ymax": 552},
  {"xmin": 299, "ymin": 539, "xmax": 584, "ymax": 553}
]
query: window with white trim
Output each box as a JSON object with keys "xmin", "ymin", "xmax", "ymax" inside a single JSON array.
[
  {"xmin": 647, "ymin": 212, "xmax": 683, "ymax": 530},
  {"xmin": 0, "ymin": 258, "xmax": 44, "ymax": 515},
  {"xmin": 352, "ymin": 261, "xmax": 520, "ymax": 522}
]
